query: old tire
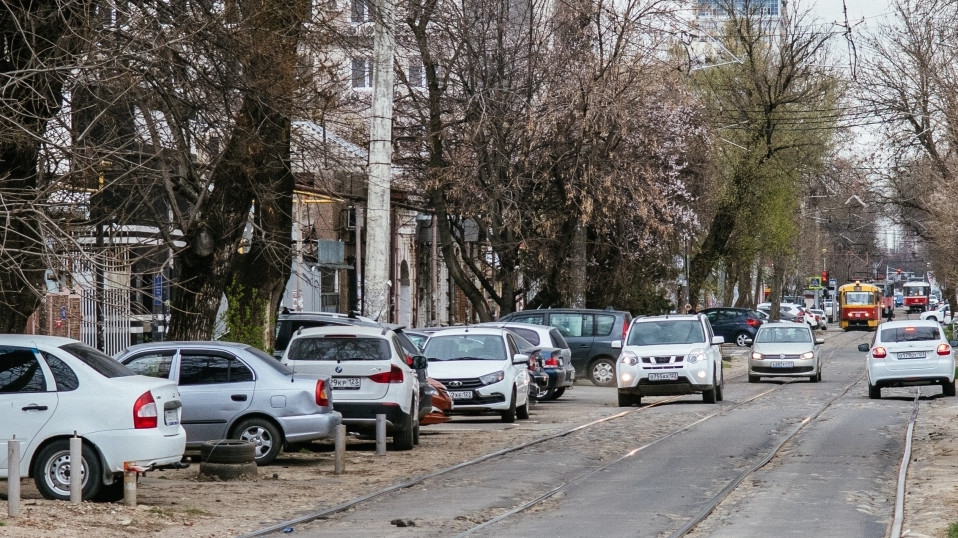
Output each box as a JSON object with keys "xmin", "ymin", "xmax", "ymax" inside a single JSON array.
[
  {"xmin": 500, "ymin": 388, "xmax": 517, "ymax": 423},
  {"xmin": 201, "ymin": 439, "xmax": 256, "ymax": 464},
  {"xmin": 232, "ymin": 419, "xmax": 282, "ymax": 465},
  {"xmin": 199, "ymin": 461, "xmax": 258, "ymax": 480},
  {"xmin": 33, "ymin": 440, "xmax": 102, "ymax": 501},
  {"xmin": 589, "ymin": 358, "xmax": 616, "ymax": 387}
]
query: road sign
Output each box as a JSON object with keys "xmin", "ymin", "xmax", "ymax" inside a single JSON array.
[
  {"xmin": 153, "ymin": 275, "xmax": 163, "ymax": 306},
  {"xmin": 808, "ymin": 276, "xmax": 822, "ymax": 289},
  {"xmin": 60, "ymin": 305, "xmax": 67, "ymax": 320}
]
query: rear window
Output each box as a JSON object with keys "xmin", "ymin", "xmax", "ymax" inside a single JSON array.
[
  {"xmin": 62, "ymin": 342, "xmax": 133, "ymax": 378},
  {"xmin": 505, "ymin": 327, "xmax": 540, "ymax": 346},
  {"xmin": 594, "ymin": 314, "xmax": 616, "ymax": 336},
  {"xmin": 880, "ymin": 326, "xmax": 941, "ymax": 343},
  {"xmin": 287, "ymin": 337, "xmax": 391, "ymax": 361}
]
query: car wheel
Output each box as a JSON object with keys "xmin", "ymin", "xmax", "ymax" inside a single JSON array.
[
  {"xmin": 413, "ymin": 423, "xmax": 421, "ymax": 445},
  {"xmin": 537, "ymin": 386, "xmax": 555, "ymax": 400},
  {"xmin": 589, "ymin": 358, "xmax": 616, "ymax": 387},
  {"xmin": 517, "ymin": 398, "xmax": 530, "ymax": 420},
  {"xmin": 702, "ymin": 385, "xmax": 717, "ymax": 404},
  {"xmin": 942, "ymin": 379, "xmax": 956, "ymax": 397},
  {"xmin": 232, "ymin": 418, "xmax": 283, "ymax": 465},
  {"xmin": 393, "ymin": 407, "xmax": 416, "ymax": 451},
  {"xmin": 552, "ymin": 387, "xmax": 566, "ymax": 399},
  {"xmin": 33, "ymin": 440, "xmax": 103, "ymax": 501},
  {"xmin": 868, "ymin": 384, "xmax": 881, "ymax": 399},
  {"xmin": 748, "ymin": 375, "xmax": 760, "ymax": 383},
  {"xmin": 617, "ymin": 392, "xmax": 633, "ymax": 407},
  {"xmin": 735, "ymin": 332, "xmax": 750, "ymax": 347},
  {"xmin": 500, "ymin": 388, "xmax": 517, "ymax": 423},
  {"xmin": 715, "ymin": 372, "xmax": 724, "ymax": 401}
]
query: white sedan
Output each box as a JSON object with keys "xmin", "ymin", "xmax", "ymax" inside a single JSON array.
[
  {"xmin": 859, "ymin": 320, "xmax": 957, "ymax": 399},
  {"xmin": 1, "ymin": 335, "xmax": 186, "ymax": 501}
]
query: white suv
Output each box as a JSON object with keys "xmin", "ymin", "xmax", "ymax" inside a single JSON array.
[
  {"xmin": 615, "ymin": 314, "xmax": 725, "ymax": 406},
  {"xmin": 282, "ymin": 325, "xmax": 425, "ymax": 450},
  {"xmin": 421, "ymin": 327, "xmax": 532, "ymax": 423}
]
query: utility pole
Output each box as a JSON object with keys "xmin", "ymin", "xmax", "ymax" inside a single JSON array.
[{"xmin": 364, "ymin": 0, "xmax": 395, "ymax": 321}]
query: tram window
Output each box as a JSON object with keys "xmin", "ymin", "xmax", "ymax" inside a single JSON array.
[{"xmin": 845, "ymin": 292, "xmax": 872, "ymax": 305}]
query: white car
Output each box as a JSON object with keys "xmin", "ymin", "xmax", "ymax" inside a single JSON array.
[
  {"xmin": 421, "ymin": 327, "xmax": 532, "ymax": 422},
  {"xmin": 808, "ymin": 308, "xmax": 828, "ymax": 330},
  {"xmin": 920, "ymin": 304, "xmax": 952, "ymax": 324},
  {"xmin": 282, "ymin": 325, "xmax": 425, "ymax": 450},
  {"xmin": 859, "ymin": 320, "xmax": 957, "ymax": 399},
  {"xmin": 748, "ymin": 322, "xmax": 824, "ymax": 383},
  {"xmin": 614, "ymin": 314, "xmax": 725, "ymax": 406},
  {"xmin": 1, "ymin": 335, "xmax": 186, "ymax": 501}
]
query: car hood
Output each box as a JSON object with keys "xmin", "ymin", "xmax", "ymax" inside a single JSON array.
[
  {"xmin": 622, "ymin": 344, "xmax": 706, "ymax": 356},
  {"xmin": 752, "ymin": 342, "xmax": 814, "ymax": 355},
  {"xmin": 427, "ymin": 360, "xmax": 510, "ymax": 378}
]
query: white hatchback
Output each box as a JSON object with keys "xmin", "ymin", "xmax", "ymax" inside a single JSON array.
[
  {"xmin": 859, "ymin": 320, "xmax": 957, "ymax": 399},
  {"xmin": 421, "ymin": 327, "xmax": 532, "ymax": 423},
  {"xmin": 615, "ymin": 314, "xmax": 725, "ymax": 406},
  {"xmin": 1, "ymin": 335, "xmax": 186, "ymax": 501}
]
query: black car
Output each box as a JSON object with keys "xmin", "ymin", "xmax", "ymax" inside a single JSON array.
[
  {"xmin": 700, "ymin": 307, "xmax": 763, "ymax": 347},
  {"xmin": 496, "ymin": 307, "xmax": 633, "ymax": 387}
]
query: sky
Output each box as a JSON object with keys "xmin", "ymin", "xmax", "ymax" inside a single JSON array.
[{"xmin": 809, "ymin": 0, "xmax": 893, "ymax": 27}]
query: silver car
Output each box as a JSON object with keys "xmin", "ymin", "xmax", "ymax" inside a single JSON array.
[
  {"xmin": 748, "ymin": 322, "xmax": 824, "ymax": 383},
  {"xmin": 116, "ymin": 341, "xmax": 341, "ymax": 464}
]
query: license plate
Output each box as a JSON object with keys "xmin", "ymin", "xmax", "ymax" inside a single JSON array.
[
  {"xmin": 897, "ymin": 351, "xmax": 926, "ymax": 359},
  {"xmin": 770, "ymin": 361, "xmax": 794, "ymax": 368},
  {"xmin": 164, "ymin": 408, "xmax": 179, "ymax": 426},
  {"xmin": 331, "ymin": 377, "xmax": 361, "ymax": 389},
  {"xmin": 648, "ymin": 372, "xmax": 678, "ymax": 381},
  {"xmin": 449, "ymin": 390, "xmax": 473, "ymax": 400}
]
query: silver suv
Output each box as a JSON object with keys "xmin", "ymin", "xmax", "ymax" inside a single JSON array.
[{"xmin": 615, "ymin": 314, "xmax": 725, "ymax": 406}]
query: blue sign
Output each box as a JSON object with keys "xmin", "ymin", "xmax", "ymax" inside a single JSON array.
[
  {"xmin": 60, "ymin": 305, "xmax": 67, "ymax": 320},
  {"xmin": 153, "ymin": 275, "xmax": 163, "ymax": 306}
]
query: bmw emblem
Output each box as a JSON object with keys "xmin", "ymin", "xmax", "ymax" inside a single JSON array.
[{"xmin": 335, "ymin": 366, "xmax": 343, "ymax": 373}]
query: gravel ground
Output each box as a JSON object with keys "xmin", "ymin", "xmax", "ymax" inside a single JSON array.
[{"xmin": 2, "ymin": 344, "xmax": 956, "ymax": 537}]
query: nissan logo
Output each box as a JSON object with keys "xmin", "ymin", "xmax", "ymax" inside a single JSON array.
[{"xmin": 448, "ymin": 380, "xmax": 463, "ymax": 387}]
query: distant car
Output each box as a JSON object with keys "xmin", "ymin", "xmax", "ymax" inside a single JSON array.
[
  {"xmin": 281, "ymin": 325, "xmax": 426, "ymax": 450},
  {"xmin": 496, "ymin": 307, "xmax": 632, "ymax": 387},
  {"xmin": 420, "ymin": 378, "xmax": 453, "ymax": 426},
  {"xmin": 748, "ymin": 322, "xmax": 824, "ymax": 383},
  {"xmin": 700, "ymin": 307, "xmax": 763, "ymax": 347},
  {"xmin": 921, "ymin": 304, "xmax": 952, "ymax": 324},
  {"xmin": 757, "ymin": 303, "xmax": 808, "ymax": 325},
  {"xmin": 615, "ymin": 314, "xmax": 725, "ymax": 406},
  {"xmin": 808, "ymin": 308, "xmax": 828, "ymax": 330},
  {"xmin": 475, "ymin": 321, "xmax": 575, "ymax": 400},
  {"xmin": 117, "ymin": 341, "xmax": 342, "ymax": 464},
  {"xmin": 823, "ymin": 300, "xmax": 836, "ymax": 322},
  {"xmin": 3, "ymin": 335, "xmax": 186, "ymax": 501},
  {"xmin": 858, "ymin": 320, "xmax": 957, "ymax": 399},
  {"xmin": 272, "ymin": 310, "xmax": 380, "ymax": 359},
  {"xmin": 422, "ymin": 327, "xmax": 532, "ymax": 422}
]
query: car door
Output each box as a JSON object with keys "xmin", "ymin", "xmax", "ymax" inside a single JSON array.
[
  {"xmin": 704, "ymin": 309, "xmax": 732, "ymax": 341},
  {"xmin": 549, "ymin": 313, "xmax": 595, "ymax": 365},
  {"xmin": 504, "ymin": 333, "xmax": 530, "ymax": 402},
  {"xmin": 0, "ymin": 347, "xmax": 59, "ymax": 477},
  {"xmin": 175, "ymin": 350, "xmax": 255, "ymax": 444}
]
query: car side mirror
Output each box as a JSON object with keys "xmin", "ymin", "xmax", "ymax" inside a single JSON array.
[
  {"xmin": 815, "ymin": 337, "xmax": 825, "ymax": 345},
  {"xmin": 744, "ymin": 338, "xmax": 753, "ymax": 346},
  {"xmin": 711, "ymin": 336, "xmax": 725, "ymax": 345},
  {"xmin": 513, "ymin": 353, "xmax": 529, "ymax": 364},
  {"xmin": 412, "ymin": 355, "xmax": 428, "ymax": 370},
  {"xmin": 857, "ymin": 343, "xmax": 870, "ymax": 352},
  {"xmin": 611, "ymin": 340, "xmax": 622, "ymax": 349}
]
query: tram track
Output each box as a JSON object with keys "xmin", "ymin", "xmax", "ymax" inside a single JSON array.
[{"xmin": 247, "ymin": 328, "xmax": 920, "ymax": 537}]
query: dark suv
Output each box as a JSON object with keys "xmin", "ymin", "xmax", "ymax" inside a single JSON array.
[
  {"xmin": 699, "ymin": 307, "xmax": 763, "ymax": 347},
  {"xmin": 496, "ymin": 307, "xmax": 632, "ymax": 387}
]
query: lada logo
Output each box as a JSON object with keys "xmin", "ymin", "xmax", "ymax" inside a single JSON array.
[{"xmin": 448, "ymin": 380, "xmax": 463, "ymax": 387}]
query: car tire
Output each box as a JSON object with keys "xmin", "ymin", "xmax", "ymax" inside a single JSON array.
[
  {"xmin": 232, "ymin": 418, "xmax": 283, "ymax": 465},
  {"xmin": 500, "ymin": 388, "xmax": 517, "ymax": 423},
  {"xmin": 810, "ymin": 370, "xmax": 822, "ymax": 383},
  {"xmin": 201, "ymin": 439, "xmax": 256, "ymax": 464},
  {"xmin": 942, "ymin": 380, "xmax": 956, "ymax": 397},
  {"xmin": 199, "ymin": 461, "xmax": 258, "ymax": 480},
  {"xmin": 537, "ymin": 387, "xmax": 555, "ymax": 400},
  {"xmin": 413, "ymin": 423, "xmax": 421, "ymax": 445},
  {"xmin": 589, "ymin": 358, "xmax": 616, "ymax": 387},
  {"xmin": 517, "ymin": 398, "xmax": 530, "ymax": 420},
  {"xmin": 33, "ymin": 439, "xmax": 103, "ymax": 501},
  {"xmin": 552, "ymin": 387, "xmax": 566, "ymax": 399},
  {"xmin": 869, "ymin": 384, "xmax": 881, "ymax": 399},
  {"xmin": 393, "ymin": 409, "xmax": 416, "ymax": 451},
  {"xmin": 715, "ymin": 371, "xmax": 724, "ymax": 401},
  {"xmin": 735, "ymin": 332, "xmax": 750, "ymax": 347},
  {"xmin": 703, "ymin": 385, "xmax": 717, "ymax": 404},
  {"xmin": 748, "ymin": 375, "xmax": 760, "ymax": 383}
]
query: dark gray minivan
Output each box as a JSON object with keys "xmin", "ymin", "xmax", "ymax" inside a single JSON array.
[{"xmin": 496, "ymin": 307, "xmax": 632, "ymax": 387}]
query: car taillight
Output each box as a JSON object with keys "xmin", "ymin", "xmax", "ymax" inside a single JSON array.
[
  {"xmin": 872, "ymin": 347, "xmax": 887, "ymax": 359},
  {"xmin": 133, "ymin": 390, "xmax": 158, "ymax": 429},
  {"xmin": 404, "ymin": 353, "xmax": 414, "ymax": 366},
  {"xmin": 746, "ymin": 318, "xmax": 760, "ymax": 327},
  {"xmin": 369, "ymin": 365, "xmax": 404, "ymax": 383},
  {"xmin": 938, "ymin": 343, "xmax": 951, "ymax": 356},
  {"xmin": 315, "ymin": 379, "xmax": 330, "ymax": 406},
  {"xmin": 544, "ymin": 352, "xmax": 560, "ymax": 368},
  {"xmin": 622, "ymin": 319, "xmax": 629, "ymax": 341}
]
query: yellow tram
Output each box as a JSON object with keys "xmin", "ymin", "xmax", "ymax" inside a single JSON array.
[{"xmin": 837, "ymin": 281, "xmax": 883, "ymax": 331}]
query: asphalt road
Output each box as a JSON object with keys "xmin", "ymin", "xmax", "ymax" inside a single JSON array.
[{"xmin": 276, "ymin": 328, "xmax": 930, "ymax": 537}]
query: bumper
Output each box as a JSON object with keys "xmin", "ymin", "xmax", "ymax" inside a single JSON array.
[
  {"xmin": 617, "ymin": 363, "xmax": 714, "ymax": 397},
  {"xmin": 87, "ymin": 427, "xmax": 187, "ymax": 476},
  {"xmin": 334, "ymin": 402, "xmax": 411, "ymax": 431},
  {"xmin": 277, "ymin": 410, "xmax": 342, "ymax": 443},
  {"xmin": 545, "ymin": 367, "xmax": 575, "ymax": 390},
  {"xmin": 869, "ymin": 362, "xmax": 955, "ymax": 388},
  {"xmin": 749, "ymin": 359, "xmax": 819, "ymax": 377},
  {"xmin": 448, "ymin": 379, "xmax": 515, "ymax": 412}
]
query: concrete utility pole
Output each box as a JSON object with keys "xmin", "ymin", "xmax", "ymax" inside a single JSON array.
[{"xmin": 364, "ymin": 0, "xmax": 395, "ymax": 321}]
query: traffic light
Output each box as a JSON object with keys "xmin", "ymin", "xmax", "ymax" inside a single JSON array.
[{"xmin": 821, "ymin": 270, "xmax": 828, "ymax": 281}]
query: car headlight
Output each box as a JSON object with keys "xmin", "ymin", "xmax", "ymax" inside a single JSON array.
[
  {"xmin": 620, "ymin": 351, "xmax": 639, "ymax": 366},
  {"xmin": 479, "ymin": 370, "xmax": 505, "ymax": 385},
  {"xmin": 687, "ymin": 349, "xmax": 706, "ymax": 364},
  {"xmin": 751, "ymin": 352, "xmax": 764, "ymax": 360},
  {"xmin": 801, "ymin": 351, "xmax": 815, "ymax": 360}
]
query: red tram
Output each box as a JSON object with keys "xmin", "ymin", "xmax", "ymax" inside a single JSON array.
[{"xmin": 902, "ymin": 281, "xmax": 931, "ymax": 313}]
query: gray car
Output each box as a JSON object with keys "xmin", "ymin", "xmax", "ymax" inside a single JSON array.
[{"xmin": 116, "ymin": 341, "xmax": 342, "ymax": 465}]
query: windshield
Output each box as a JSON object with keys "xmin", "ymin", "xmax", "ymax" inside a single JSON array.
[
  {"xmin": 423, "ymin": 334, "xmax": 506, "ymax": 361},
  {"xmin": 755, "ymin": 327, "xmax": 811, "ymax": 344},
  {"xmin": 844, "ymin": 292, "xmax": 873, "ymax": 306},
  {"xmin": 627, "ymin": 320, "xmax": 704, "ymax": 346}
]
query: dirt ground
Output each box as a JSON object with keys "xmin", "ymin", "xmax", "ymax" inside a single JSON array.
[{"xmin": 3, "ymin": 354, "xmax": 957, "ymax": 538}]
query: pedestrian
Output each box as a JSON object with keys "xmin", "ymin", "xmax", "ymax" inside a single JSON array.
[{"xmin": 685, "ymin": 303, "xmax": 693, "ymax": 314}]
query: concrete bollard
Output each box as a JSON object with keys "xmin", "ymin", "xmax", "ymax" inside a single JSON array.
[
  {"xmin": 334, "ymin": 425, "xmax": 346, "ymax": 475},
  {"xmin": 376, "ymin": 414, "xmax": 386, "ymax": 456},
  {"xmin": 70, "ymin": 434, "xmax": 82, "ymax": 504},
  {"xmin": 123, "ymin": 464, "xmax": 137, "ymax": 506},
  {"xmin": 8, "ymin": 437, "xmax": 20, "ymax": 517}
]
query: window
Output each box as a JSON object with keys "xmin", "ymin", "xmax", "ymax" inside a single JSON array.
[
  {"xmin": 124, "ymin": 351, "xmax": 175, "ymax": 379},
  {"xmin": 178, "ymin": 353, "xmax": 254, "ymax": 385},
  {"xmin": 42, "ymin": 353, "xmax": 80, "ymax": 391},
  {"xmin": 320, "ymin": 267, "xmax": 339, "ymax": 312},
  {"xmin": 351, "ymin": 57, "xmax": 372, "ymax": 89},
  {"xmin": 0, "ymin": 348, "xmax": 47, "ymax": 393},
  {"xmin": 351, "ymin": 0, "xmax": 371, "ymax": 23},
  {"xmin": 408, "ymin": 61, "xmax": 425, "ymax": 88},
  {"xmin": 552, "ymin": 313, "xmax": 594, "ymax": 338},
  {"xmin": 287, "ymin": 337, "xmax": 391, "ymax": 361}
]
